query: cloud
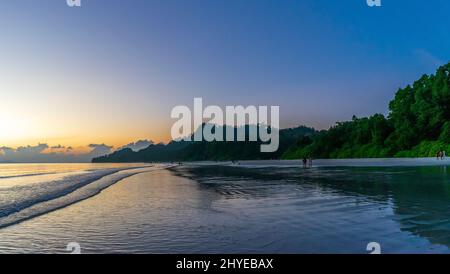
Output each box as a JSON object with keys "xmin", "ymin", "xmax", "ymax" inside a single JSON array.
[
  {"xmin": 0, "ymin": 144, "xmax": 49, "ymax": 160},
  {"xmin": 0, "ymin": 143, "xmax": 113, "ymax": 163},
  {"xmin": 119, "ymin": 140, "xmax": 153, "ymax": 152},
  {"xmin": 16, "ymin": 143, "xmax": 49, "ymax": 154},
  {"xmin": 51, "ymin": 145, "xmax": 65, "ymax": 149},
  {"xmin": 0, "ymin": 146, "xmax": 14, "ymax": 155},
  {"xmin": 0, "ymin": 140, "xmax": 153, "ymax": 163},
  {"xmin": 87, "ymin": 144, "xmax": 113, "ymax": 157}
]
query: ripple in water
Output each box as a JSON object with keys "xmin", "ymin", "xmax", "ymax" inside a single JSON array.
[
  {"xmin": 1, "ymin": 163, "xmax": 450, "ymax": 253},
  {"xmin": 0, "ymin": 164, "xmax": 156, "ymax": 229}
]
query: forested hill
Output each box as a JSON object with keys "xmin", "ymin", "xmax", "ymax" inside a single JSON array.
[
  {"xmin": 94, "ymin": 63, "xmax": 450, "ymax": 162},
  {"xmin": 284, "ymin": 62, "xmax": 450, "ymax": 159},
  {"xmin": 92, "ymin": 126, "xmax": 316, "ymax": 163}
]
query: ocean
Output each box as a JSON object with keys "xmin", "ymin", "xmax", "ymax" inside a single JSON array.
[{"xmin": 1, "ymin": 160, "xmax": 450, "ymax": 253}]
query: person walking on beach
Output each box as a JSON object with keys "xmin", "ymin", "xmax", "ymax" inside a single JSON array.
[
  {"xmin": 302, "ymin": 158, "xmax": 307, "ymax": 168},
  {"xmin": 308, "ymin": 157, "xmax": 313, "ymax": 167},
  {"xmin": 437, "ymin": 150, "xmax": 445, "ymax": 160}
]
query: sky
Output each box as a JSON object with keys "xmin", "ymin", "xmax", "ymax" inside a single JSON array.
[{"xmin": 1, "ymin": 0, "xmax": 450, "ymax": 162}]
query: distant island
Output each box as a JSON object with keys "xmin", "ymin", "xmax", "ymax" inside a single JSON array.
[{"xmin": 93, "ymin": 62, "xmax": 450, "ymax": 163}]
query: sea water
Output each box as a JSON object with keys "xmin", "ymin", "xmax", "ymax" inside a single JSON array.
[{"xmin": 1, "ymin": 161, "xmax": 450, "ymax": 253}]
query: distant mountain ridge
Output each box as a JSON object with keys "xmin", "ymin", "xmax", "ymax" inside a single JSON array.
[{"xmin": 92, "ymin": 125, "xmax": 316, "ymax": 163}]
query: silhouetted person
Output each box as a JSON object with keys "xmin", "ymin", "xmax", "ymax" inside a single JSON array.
[
  {"xmin": 437, "ymin": 151, "xmax": 443, "ymax": 160},
  {"xmin": 302, "ymin": 158, "xmax": 307, "ymax": 168}
]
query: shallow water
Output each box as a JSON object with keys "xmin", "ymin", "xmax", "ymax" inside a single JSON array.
[
  {"xmin": 0, "ymin": 163, "xmax": 148, "ymax": 178},
  {"xmin": 0, "ymin": 163, "xmax": 153, "ymax": 229},
  {"xmin": 1, "ymin": 162, "xmax": 450, "ymax": 253}
]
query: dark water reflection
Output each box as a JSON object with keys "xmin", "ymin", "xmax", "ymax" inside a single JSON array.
[
  {"xmin": 171, "ymin": 165, "xmax": 450, "ymax": 252},
  {"xmin": 1, "ymin": 164, "xmax": 449, "ymax": 253}
]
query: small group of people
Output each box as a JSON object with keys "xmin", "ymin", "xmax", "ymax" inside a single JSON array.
[
  {"xmin": 437, "ymin": 150, "xmax": 446, "ymax": 160},
  {"xmin": 302, "ymin": 157, "xmax": 313, "ymax": 168}
]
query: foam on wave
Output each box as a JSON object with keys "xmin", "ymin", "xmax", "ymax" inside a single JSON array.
[{"xmin": 0, "ymin": 166, "xmax": 160, "ymax": 229}]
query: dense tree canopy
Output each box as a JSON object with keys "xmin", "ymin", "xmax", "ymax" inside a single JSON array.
[{"xmin": 284, "ymin": 63, "xmax": 450, "ymax": 159}]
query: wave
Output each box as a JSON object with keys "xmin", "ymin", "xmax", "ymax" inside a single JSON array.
[
  {"xmin": 0, "ymin": 165, "xmax": 162, "ymax": 229},
  {"xmin": 0, "ymin": 172, "xmax": 59, "ymax": 179}
]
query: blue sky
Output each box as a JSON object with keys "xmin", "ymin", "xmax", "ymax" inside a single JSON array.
[{"xmin": 1, "ymin": 0, "xmax": 449, "ymax": 151}]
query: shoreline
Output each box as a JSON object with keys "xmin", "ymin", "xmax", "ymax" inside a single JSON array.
[
  {"xmin": 4, "ymin": 158, "xmax": 450, "ymax": 168},
  {"xmin": 232, "ymin": 158, "xmax": 450, "ymax": 167},
  {"xmin": 151, "ymin": 158, "xmax": 450, "ymax": 168}
]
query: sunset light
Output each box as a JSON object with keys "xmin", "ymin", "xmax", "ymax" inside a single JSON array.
[{"xmin": 2, "ymin": 0, "xmax": 450, "ymax": 263}]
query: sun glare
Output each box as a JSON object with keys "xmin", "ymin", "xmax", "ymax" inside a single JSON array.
[{"xmin": 0, "ymin": 114, "xmax": 32, "ymax": 144}]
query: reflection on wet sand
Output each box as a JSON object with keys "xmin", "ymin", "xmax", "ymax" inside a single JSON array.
[
  {"xmin": 171, "ymin": 165, "xmax": 450, "ymax": 249},
  {"xmin": 1, "ymin": 164, "xmax": 449, "ymax": 253}
]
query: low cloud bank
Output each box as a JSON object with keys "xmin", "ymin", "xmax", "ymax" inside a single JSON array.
[
  {"xmin": 0, "ymin": 143, "xmax": 115, "ymax": 163},
  {"xmin": 0, "ymin": 139, "xmax": 154, "ymax": 163}
]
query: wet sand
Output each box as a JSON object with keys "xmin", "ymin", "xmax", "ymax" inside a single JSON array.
[{"xmin": 0, "ymin": 164, "xmax": 449, "ymax": 254}]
